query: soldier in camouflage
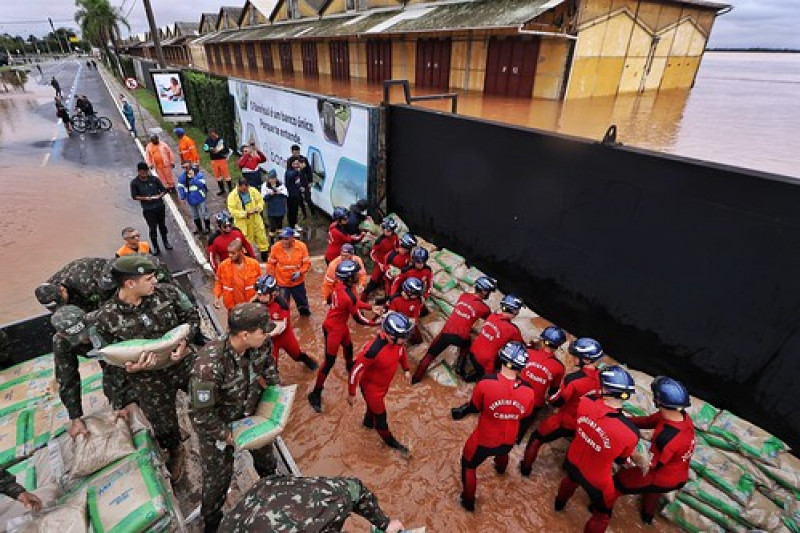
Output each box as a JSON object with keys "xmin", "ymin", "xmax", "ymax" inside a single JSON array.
[
  {"xmin": 219, "ymin": 475, "xmax": 406, "ymax": 532},
  {"xmin": 92, "ymin": 255, "xmax": 199, "ymax": 482},
  {"xmin": 0, "ymin": 469, "xmax": 41, "ymax": 512},
  {"xmin": 190, "ymin": 302, "xmax": 281, "ymax": 533}
]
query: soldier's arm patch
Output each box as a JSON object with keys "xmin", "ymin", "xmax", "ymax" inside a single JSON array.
[{"xmin": 191, "ymin": 381, "xmax": 216, "ymax": 408}]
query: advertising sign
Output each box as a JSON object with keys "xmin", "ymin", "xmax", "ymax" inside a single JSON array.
[
  {"xmin": 229, "ymin": 78, "xmax": 371, "ymax": 216},
  {"xmin": 150, "ymin": 70, "xmax": 189, "ymax": 116}
]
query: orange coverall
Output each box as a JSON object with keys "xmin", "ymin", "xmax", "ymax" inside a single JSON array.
[
  {"xmin": 178, "ymin": 135, "xmax": 200, "ymax": 164},
  {"xmin": 145, "ymin": 142, "xmax": 176, "ymax": 188},
  {"xmin": 213, "ymin": 256, "xmax": 263, "ymax": 310}
]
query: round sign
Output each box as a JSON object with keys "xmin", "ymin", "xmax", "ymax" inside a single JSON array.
[{"xmin": 124, "ymin": 77, "xmax": 139, "ymax": 90}]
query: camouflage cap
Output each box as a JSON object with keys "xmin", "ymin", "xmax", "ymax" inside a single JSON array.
[
  {"xmin": 229, "ymin": 303, "xmax": 275, "ymax": 334},
  {"xmin": 111, "ymin": 255, "xmax": 157, "ymax": 275},
  {"xmin": 51, "ymin": 305, "xmax": 88, "ymax": 342},
  {"xmin": 35, "ymin": 283, "xmax": 63, "ymax": 310}
]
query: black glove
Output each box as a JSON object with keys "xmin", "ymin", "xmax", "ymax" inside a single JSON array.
[{"xmin": 451, "ymin": 403, "xmax": 473, "ymax": 421}]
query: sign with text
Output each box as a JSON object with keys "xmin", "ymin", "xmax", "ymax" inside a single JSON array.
[
  {"xmin": 150, "ymin": 70, "xmax": 188, "ymax": 116},
  {"xmin": 229, "ymin": 79, "xmax": 371, "ymax": 216}
]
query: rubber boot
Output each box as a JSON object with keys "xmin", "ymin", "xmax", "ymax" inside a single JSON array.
[
  {"xmin": 151, "ymin": 243, "xmax": 161, "ymax": 256},
  {"xmin": 203, "ymin": 218, "xmax": 211, "ymax": 234},
  {"xmin": 298, "ymin": 353, "xmax": 318, "ymax": 371},
  {"xmin": 225, "ymin": 180, "xmax": 233, "ymax": 193},
  {"xmin": 166, "ymin": 445, "xmax": 186, "ymax": 482},
  {"xmin": 307, "ymin": 389, "xmax": 322, "ymax": 413},
  {"xmin": 216, "ymin": 180, "xmax": 226, "ymax": 196},
  {"xmin": 460, "ymin": 494, "xmax": 476, "ymax": 512},
  {"xmin": 362, "ymin": 412, "xmax": 375, "ymax": 429},
  {"xmin": 162, "ymin": 235, "xmax": 173, "ymax": 251},
  {"xmin": 269, "ymin": 232, "xmax": 276, "ymax": 245},
  {"xmin": 384, "ymin": 436, "xmax": 410, "ymax": 457},
  {"xmin": 260, "ymin": 250, "xmax": 269, "ymax": 262},
  {"xmin": 193, "ymin": 218, "xmax": 202, "ymax": 235}
]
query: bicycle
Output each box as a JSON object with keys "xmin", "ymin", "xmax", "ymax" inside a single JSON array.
[{"xmin": 72, "ymin": 113, "xmax": 112, "ymax": 134}]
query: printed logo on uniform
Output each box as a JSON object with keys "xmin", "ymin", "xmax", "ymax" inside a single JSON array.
[{"xmin": 197, "ymin": 390, "xmax": 211, "ymax": 403}]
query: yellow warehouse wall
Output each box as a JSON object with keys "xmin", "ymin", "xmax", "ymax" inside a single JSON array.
[
  {"xmin": 318, "ymin": 42, "xmax": 331, "ymax": 75},
  {"xmin": 352, "ymin": 41, "xmax": 367, "ymax": 79},
  {"xmin": 533, "ymin": 39, "xmax": 569, "ymax": 99},
  {"xmin": 299, "ymin": 1, "xmax": 317, "ymax": 17},
  {"xmin": 392, "ymin": 40, "xmax": 414, "ymax": 80}
]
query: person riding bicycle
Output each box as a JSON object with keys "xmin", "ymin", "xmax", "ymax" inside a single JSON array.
[{"xmin": 75, "ymin": 96, "xmax": 97, "ymax": 128}]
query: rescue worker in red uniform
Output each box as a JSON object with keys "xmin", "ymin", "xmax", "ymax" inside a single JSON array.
[
  {"xmin": 308, "ymin": 260, "xmax": 379, "ymax": 413},
  {"xmin": 379, "ymin": 233, "xmax": 417, "ymax": 298},
  {"xmin": 554, "ymin": 365, "xmax": 640, "ymax": 533},
  {"xmin": 520, "ymin": 337, "xmax": 604, "ymax": 475},
  {"xmin": 384, "ymin": 277, "xmax": 424, "ymax": 345},
  {"xmin": 389, "ymin": 247, "xmax": 433, "ymax": 300},
  {"xmin": 451, "ymin": 341, "xmax": 535, "ymax": 512},
  {"xmin": 207, "ymin": 211, "xmax": 256, "ymax": 270},
  {"xmin": 517, "ymin": 325, "xmax": 567, "ymax": 443},
  {"xmin": 411, "ymin": 276, "xmax": 497, "ymax": 384},
  {"xmin": 362, "ymin": 218, "xmax": 400, "ymax": 301},
  {"xmin": 348, "ymin": 312, "xmax": 414, "ymax": 456},
  {"xmin": 253, "ymin": 275, "xmax": 318, "ymax": 371},
  {"xmin": 615, "ymin": 376, "xmax": 695, "ymax": 525},
  {"xmin": 459, "ymin": 294, "xmax": 524, "ymax": 382},
  {"xmin": 324, "ymin": 207, "xmax": 365, "ymax": 264}
]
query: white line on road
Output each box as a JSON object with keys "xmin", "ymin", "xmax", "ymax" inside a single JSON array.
[{"xmin": 40, "ymin": 153, "xmax": 50, "ymax": 167}]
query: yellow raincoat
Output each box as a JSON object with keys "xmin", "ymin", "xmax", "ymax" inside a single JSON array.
[{"xmin": 227, "ymin": 186, "xmax": 269, "ymax": 254}]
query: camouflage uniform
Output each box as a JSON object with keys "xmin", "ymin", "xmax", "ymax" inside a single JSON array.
[
  {"xmin": 0, "ymin": 469, "xmax": 25, "ymax": 500},
  {"xmin": 93, "ymin": 283, "xmax": 199, "ymax": 451},
  {"xmin": 190, "ymin": 330, "xmax": 280, "ymax": 532},
  {"xmin": 219, "ymin": 475, "xmax": 393, "ymax": 533},
  {"xmin": 45, "ymin": 257, "xmax": 115, "ymax": 311}
]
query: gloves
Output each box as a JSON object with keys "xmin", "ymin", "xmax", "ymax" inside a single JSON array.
[
  {"xmin": 451, "ymin": 404, "xmax": 472, "ymax": 421},
  {"xmin": 291, "ymin": 272, "xmax": 301, "ymax": 282}
]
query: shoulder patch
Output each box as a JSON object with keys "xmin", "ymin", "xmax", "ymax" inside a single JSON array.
[
  {"xmin": 563, "ymin": 369, "xmax": 585, "ymax": 386},
  {"xmin": 654, "ymin": 424, "xmax": 680, "ymax": 452},
  {"xmin": 365, "ymin": 336, "xmax": 388, "ymax": 359},
  {"xmin": 610, "ymin": 412, "xmax": 641, "ymax": 439},
  {"xmin": 191, "ymin": 380, "xmax": 216, "ymax": 409}
]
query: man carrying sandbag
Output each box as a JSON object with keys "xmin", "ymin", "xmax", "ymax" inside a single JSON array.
[
  {"xmin": 93, "ymin": 255, "xmax": 199, "ymax": 483},
  {"xmin": 189, "ymin": 302, "xmax": 281, "ymax": 533}
]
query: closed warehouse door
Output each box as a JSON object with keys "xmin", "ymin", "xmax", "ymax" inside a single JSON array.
[
  {"xmin": 330, "ymin": 41, "xmax": 350, "ymax": 81},
  {"xmin": 206, "ymin": 45, "xmax": 215, "ymax": 67},
  {"xmin": 245, "ymin": 43, "xmax": 257, "ymax": 71},
  {"xmin": 415, "ymin": 39, "xmax": 451, "ymax": 90},
  {"xmin": 302, "ymin": 42, "xmax": 319, "ymax": 77},
  {"xmin": 214, "ymin": 45, "xmax": 223, "ymax": 68},
  {"xmin": 222, "ymin": 44, "xmax": 232, "ymax": 68},
  {"xmin": 260, "ymin": 43, "xmax": 274, "ymax": 73},
  {"xmin": 484, "ymin": 37, "xmax": 539, "ymax": 98},
  {"xmin": 233, "ymin": 43, "xmax": 244, "ymax": 69},
  {"xmin": 279, "ymin": 43, "xmax": 294, "ymax": 74},
  {"xmin": 366, "ymin": 40, "xmax": 392, "ymax": 84}
]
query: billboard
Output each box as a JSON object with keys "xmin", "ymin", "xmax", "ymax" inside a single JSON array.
[
  {"xmin": 229, "ymin": 78, "xmax": 372, "ymax": 216},
  {"xmin": 150, "ymin": 70, "xmax": 189, "ymax": 116}
]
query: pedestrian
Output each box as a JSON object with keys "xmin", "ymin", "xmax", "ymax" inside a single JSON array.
[
  {"xmin": 378, "ymin": 233, "xmax": 417, "ymax": 299},
  {"xmin": 130, "ymin": 162, "xmax": 172, "ymax": 255},
  {"xmin": 321, "ymin": 243, "xmax": 366, "ymax": 302},
  {"xmin": 116, "ymin": 226, "xmax": 151, "ymax": 257},
  {"xmin": 286, "ymin": 144, "xmax": 313, "ymax": 218},
  {"xmin": 238, "ymin": 142, "xmax": 267, "ymax": 188},
  {"xmin": 120, "ymin": 96, "xmax": 137, "ymax": 137},
  {"xmin": 177, "ymin": 162, "xmax": 211, "ymax": 235},
  {"xmin": 383, "ymin": 277, "xmax": 425, "ymax": 345},
  {"xmin": 266, "ymin": 227, "xmax": 311, "ymax": 316},
  {"xmin": 516, "ymin": 326, "xmax": 567, "ymax": 443},
  {"xmin": 348, "ymin": 311, "xmax": 414, "ymax": 456},
  {"xmin": 284, "ymin": 159, "xmax": 305, "ymax": 231},
  {"xmin": 344, "ymin": 198, "xmax": 372, "ymax": 235},
  {"xmin": 451, "ymin": 341, "xmax": 535, "ymax": 512},
  {"xmin": 219, "ymin": 475, "xmax": 406, "ymax": 533},
  {"xmin": 308, "ymin": 260, "xmax": 378, "ymax": 413},
  {"xmin": 324, "ymin": 207, "xmax": 365, "ymax": 264},
  {"xmin": 388, "ymin": 247, "xmax": 433, "ymax": 300},
  {"xmin": 213, "ymin": 239, "xmax": 263, "ymax": 312},
  {"xmin": 253, "ymin": 275, "xmax": 318, "ymax": 370},
  {"xmin": 260, "ymin": 170, "xmax": 287, "ymax": 244},
  {"xmin": 35, "ymin": 64, "xmax": 42, "ymax": 76},
  {"xmin": 175, "ymin": 127, "xmax": 199, "ymax": 165},
  {"xmin": 615, "ymin": 376, "xmax": 695, "ymax": 525},
  {"xmin": 203, "ymin": 128, "xmax": 232, "ymax": 195},
  {"xmin": 554, "ymin": 365, "xmax": 640, "ymax": 533},
  {"xmin": 55, "ymin": 101, "xmax": 72, "ymax": 134},
  {"xmin": 91, "ymin": 60, "xmax": 97, "ymax": 69},
  {"xmin": 411, "ymin": 276, "xmax": 496, "ymax": 384},
  {"xmin": 207, "ymin": 211, "xmax": 257, "ymax": 271},
  {"xmin": 0, "ymin": 468, "xmax": 42, "ymax": 513},
  {"xmin": 520, "ymin": 337, "xmax": 604, "ymax": 476},
  {"xmin": 227, "ymin": 180, "xmax": 269, "ymax": 261},
  {"xmin": 361, "ymin": 218, "xmax": 400, "ymax": 300},
  {"xmin": 86, "ymin": 60, "xmax": 92, "ymax": 70},
  {"xmin": 145, "ymin": 134, "xmax": 177, "ymax": 191},
  {"xmin": 34, "ymin": 257, "xmax": 115, "ymax": 312},
  {"xmin": 50, "ymin": 76, "xmax": 61, "ymax": 98},
  {"xmin": 189, "ymin": 302, "xmax": 280, "ymax": 533},
  {"xmin": 93, "ymin": 255, "xmax": 199, "ymax": 481},
  {"xmin": 459, "ymin": 294, "xmax": 524, "ymax": 382}
]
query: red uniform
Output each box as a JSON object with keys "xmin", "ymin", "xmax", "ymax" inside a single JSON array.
[
  {"xmin": 368, "ymin": 234, "xmax": 399, "ymax": 282},
  {"xmin": 390, "ymin": 265, "xmax": 433, "ymax": 299},
  {"xmin": 324, "ymin": 223, "xmax": 363, "ymax": 263},
  {"xmin": 469, "ymin": 313, "xmax": 523, "ymax": 376},
  {"xmin": 556, "ymin": 396, "xmax": 639, "ymax": 533},
  {"xmin": 412, "ymin": 292, "xmax": 491, "ymax": 383},
  {"xmin": 461, "ymin": 373, "xmax": 535, "ymax": 505},
  {"xmin": 207, "ymin": 229, "xmax": 256, "ymax": 270},
  {"xmin": 516, "ymin": 347, "xmax": 566, "ymax": 442},
  {"xmin": 382, "ymin": 249, "xmax": 411, "ymax": 294},
  {"xmin": 387, "ymin": 294, "xmax": 423, "ymax": 344},
  {"xmin": 264, "ymin": 295, "xmax": 303, "ymax": 361}
]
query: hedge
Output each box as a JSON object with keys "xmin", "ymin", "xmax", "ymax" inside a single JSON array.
[{"xmin": 182, "ymin": 70, "xmax": 236, "ymax": 149}]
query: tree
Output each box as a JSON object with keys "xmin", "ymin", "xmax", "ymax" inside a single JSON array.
[{"xmin": 74, "ymin": 0, "xmax": 129, "ymax": 68}]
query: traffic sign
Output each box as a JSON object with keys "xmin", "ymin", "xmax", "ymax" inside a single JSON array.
[{"xmin": 125, "ymin": 77, "xmax": 139, "ymax": 90}]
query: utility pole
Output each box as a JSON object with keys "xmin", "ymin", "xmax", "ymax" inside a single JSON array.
[
  {"xmin": 49, "ymin": 18, "xmax": 66, "ymax": 55},
  {"xmin": 142, "ymin": 0, "xmax": 166, "ymax": 68}
]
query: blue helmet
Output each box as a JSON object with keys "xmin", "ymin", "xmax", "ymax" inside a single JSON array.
[
  {"xmin": 651, "ymin": 376, "xmax": 691, "ymax": 409},
  {"xmin": 341, "ymin": 243, "xmax": 355, "ymax": 255},
  {"xmin": 255, "ymin": 275, "xmax": 278, "ymax": 294},
  {"xmin": 474, "ymin": 276, "xmax": 497, "ymax": 294},
  {"xmin": 173, "ymin": 127, "xmax": 184, "ymax": 136},
  {"xmin": 381, "ymin": 218, "xmax": 398, "ymax": 232},
  {"xmin": 599, "ymin": 365, "xmax": 636, "ymax": 400},
  {"xmin": 214, "ymin": 210, "xmax": 233, "ymax": 227},
  {"xmin": 500, "ymin": 294, "xmax": 523, "ymax": 314},
  {"xmin": 382, "ymin": 311, "xmax": 413, "ymax": 340},
  {"xmin": 279, "ymin": 227, "xmax": 297, "ymax": 239},
  {"xmin": 568, "ymin": 337, "xmax": 604, "ymax": 362},
  {"xmin": 540, "ymin": 326, "xmax": 567, "ymax": 348},
  {"xmin": 332, "ymin": 207, "xmax": 348, "ymax": 221},
  {"xmin": 401, "ymin": 277, "xmax": 424, "ymax": 297},
  {"xmin": 498, "ymin": 341, "xmax": 528, "ymax": 371},
  {"xmin": 335, "ymin": 259, "xmax": 360, "ymax": 282},
  {"xmin": 410, "ymin": 247, "xmax": 429, "ymax": 264},
  {"xmin": 399, "ymin": 233, "xmax": 417, "ymax": 249}
]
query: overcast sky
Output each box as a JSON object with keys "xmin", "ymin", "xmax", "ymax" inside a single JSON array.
[{"xmin": 0, "ymin": 0, "xmax": 798, "ymax": 49}]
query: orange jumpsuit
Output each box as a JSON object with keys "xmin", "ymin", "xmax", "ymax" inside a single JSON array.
[
  {"xmin": 213, "ymin": 256, "xmax": 263, "ymax": 311},
  {"xmin": 321, "ymin": 255, "xmax": 367, "ymax": 301},
  {"xmin": 177, "ymin": 136, "xmax": 200, "ymax": 164},
  {"xmin": 145, "ymin": 142, "xmax": 176, "ymax": 188}
]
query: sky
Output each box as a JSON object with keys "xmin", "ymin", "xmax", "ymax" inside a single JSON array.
[{"xmin": 0, "ymin": 0, "xmax": 799, "ymax": 50}]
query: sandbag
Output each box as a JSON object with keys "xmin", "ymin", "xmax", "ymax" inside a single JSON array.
[
  {"xmin": 685, "ymin": 397, "xmax": 720, "ymax": 432},
  {"xmin": 87, "ymin": 454, "xmax": 168, "ymax": 533},
  {"xmin": 0, "ymin": 356, "xmax": 54, "ymax": 387},
  {"xmin": 622, "ymin": 384, "xmax": 656, "ymax": 418},
  {"xmin": 740, "ymin": 487, "xmax": 785, "ymax": 531},
  {"xmin": 7, "ymin": 458, "xmax": 36, "ymax": 493},
  {"xmin": 0, "ymin": 374, "xmax": 55, "ymax": 417},
  {"xmin": 430, "ymin": 297, "xmax": 454, "ymax": 318},
  {"xmin": 456, "ymin": 266, "xmax": 485, "ymax": 287},
  {"xmin": 438, "ymin": 287, "xmax": 461, "ymax": 308},
  {"xmin": 755, "ymin": 452, "xmax": 800, "ymax": 492},
  {"xmin": 415, "ymin": 236, "xmax": 437, "ymax": 254},
  {"xmin": 680, "ymin": 478, "xmax": 745, "ymax": 525},
  {"xmin": 385, "ymin": 213, "xmax": 408, "ymax": 236},
  {"xmin": 359, "ymin": 219, "xmax": 380, "ymax": 236},
  {"xmin": 511, "ymin": 318, "xmax": 539, "ymax": 345},
  {"xmin": 16, "ymin": 496, "xmax": 88, "ymax": 533},
  {"xmin": 98, "ymin": 324, "xmax": 191, "ymax": 370},
  {"xmin": 709, "ymin": 410, "xmax": 789, "ymax": 466},
  {"xmin": 432, "ymin": 271, "xmax": 457, "ymax": 293},
  {"xmin": 434, "ymin": 249, "xmax": 465, "ymax": 274},
  {"xmin": 696, "ymin": 430, "xmax": 738, "ymax": 453},
  {"xmin": 429, "ymin": 362, "xmax": 459, "ymax": 388},
  {"xmin": 47, "ymin": 377, "xmax": 109, "ymax": 441},
  {"xmin": 72, "ymin": 414, "xmax": 135, "ymax": 478},
  {"xmin": 669, "ymin": 492, "xmax": 745, "ymax": 532},
  {"xmin": 419, "ymin": 319, "xmax": 446, "ymax": 343},
  {"xmin": 690, "ymin": 441, "xmax": 756, "ymax": 505},
  {"xmin": 232, "ymin": 385, "xmax": 297, "ymax": 451},
  {"xmin": 0, "ymin": 411, "xmax": 29, "ymax": 468}
]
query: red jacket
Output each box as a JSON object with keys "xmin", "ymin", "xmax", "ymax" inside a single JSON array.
[
  {"xmin": 550, "ymin": 366, "xmax": 602, "ymax": 431},
  {"xmin": 349, "ymin": 333, "xmax": 409, "ymax": 396},
  {"xmin": 520, "ymin": 348, "xmax": 565, "ymax": 409},
  {"xmin": 467, "ymin": 373, "xmax": 535, "ymax": 449},
  {"xmin": 390, "ymin": 265, "xmax": 433, "ymax": 299},
  {"xmin": 442, "ymin": 292, "xmax": 491, "ymax": 338},
  {"xmin": 265, "ymin": 295, "xmax": 294, "ymax": 345},
  {"xmin": 382, "ymin": 249, "xmax": 411, "ymax": 281},
  {"xmin": 387, "ymin": 294, "xmax": 423, "ymax": 320},
  {"xmin": 323, "ymin": 282, "xmax": 374, "ymax": 330},
  {"xmin": 237, "ymin": 151, "xmax": 266, "ymax": 171},
  {"xmin": 370, "ymin": 234, "xmax": 399, "ymax": 266},
  {"xmin": 324, "ymin": 222, "xmax": 363, "ymax": 263},
  {"xmin": 629, "ymin": 412, "xmax": 695, "ymax": 490},
  {"xmin": 470, "ymin": 313, "xmax": 523, "ymax": 374},
  {"xmin": 207, "ymin": 229, "xmax": 257, "ymax": 270}
]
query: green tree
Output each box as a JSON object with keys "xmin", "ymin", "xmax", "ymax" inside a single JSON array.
[{"xmin": 74, "ymin": 0, "xmax": 129, "ymax": 68}]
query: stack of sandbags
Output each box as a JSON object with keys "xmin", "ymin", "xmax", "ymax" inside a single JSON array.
[{"xmin": 231, "ymin": 385, "xmax": 297, "ymax": 450}]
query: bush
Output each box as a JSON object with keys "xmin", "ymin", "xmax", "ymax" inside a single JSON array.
[{"xmin": 182, "ymin": 69, "xmax": 236, "ymax": 148}]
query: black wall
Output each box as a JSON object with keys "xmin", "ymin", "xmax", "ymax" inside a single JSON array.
[{"xmin": 387, "ymin": 105, "xmax": 800, "ymax": 449}]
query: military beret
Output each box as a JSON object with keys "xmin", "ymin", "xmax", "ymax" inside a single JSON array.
[
  {"xmin": 111, "ymin": 255, "xmax": 157, "ymax": 275},
  {"xmin": 35, "ymin": 283, "xmax": 62, "ymax": 309},
  {"xmin": 229, "ymin": 303, "xmax": 275, "ymax": 334}
]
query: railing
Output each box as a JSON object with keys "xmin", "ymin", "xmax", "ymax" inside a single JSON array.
[{"xmin": 381, "ymin": 79, "xmax": 458, "ymax": 114}]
